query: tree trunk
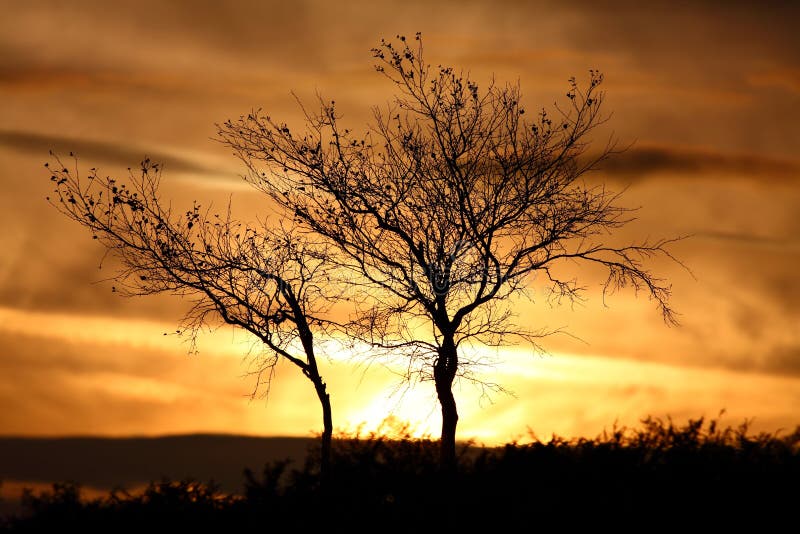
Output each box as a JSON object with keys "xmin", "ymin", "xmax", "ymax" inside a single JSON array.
[
  {"xmin": 282, "ymin": 287, "xmax": 333, "ymax": 484},
  {"xmin": 434, "ymin": 335, "xmax": 459, "ymax": 470},
  {"xmin": 313, "ymin": 377, "xmax": 333, "ymax": 483}
]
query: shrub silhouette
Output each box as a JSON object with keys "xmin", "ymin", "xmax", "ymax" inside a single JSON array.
[{"xmin": 3, "ymin": 417, "xmax": 798, "ymax": 531}]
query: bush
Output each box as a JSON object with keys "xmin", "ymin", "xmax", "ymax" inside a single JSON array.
[{"xmin": 3, "ymin": 417, "xmax": 798, "ymax": 531}]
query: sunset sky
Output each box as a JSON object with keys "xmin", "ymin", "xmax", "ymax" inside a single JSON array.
[{"xmin": 1, "ymin": 0, "xmax": 799, "ymax": 445}]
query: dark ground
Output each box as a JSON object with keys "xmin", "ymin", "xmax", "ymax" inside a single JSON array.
[
  {"xmin": 0, "ymin": 434, "xmax": 313, "ymax": 492},
  {"xmin": 2, "ymin": 418, "xmax": 798, "ymax": 531}
]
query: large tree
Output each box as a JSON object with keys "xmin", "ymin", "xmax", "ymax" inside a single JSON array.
[
  {"xmin": 47, "ymin": 157, "xmax": 336, "ymax": 479},
  {"xmin": 218, "ymin": 34, "xmax": 679, "ymax": 468}
]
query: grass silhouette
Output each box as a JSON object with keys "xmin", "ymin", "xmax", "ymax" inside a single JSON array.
[{"xmin": 2, "ymin": 416, "xmax": 798, "ymax": 531}]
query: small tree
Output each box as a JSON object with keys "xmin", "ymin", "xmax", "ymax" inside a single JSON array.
[
  {"xmin": 217, "ymin": 34, "xmax": 680, "ymax": 468},
  {"xmin": 46, "ymin": 156, "xmax": 335, "ymax": 479}
]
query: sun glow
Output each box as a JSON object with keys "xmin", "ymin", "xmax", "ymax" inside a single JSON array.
[{"xmin": 1, "ymin": 306, "xmax": 799, "ymax": 443}]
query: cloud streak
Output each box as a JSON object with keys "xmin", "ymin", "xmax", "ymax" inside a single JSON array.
[
  {"xmin": 599, "ymin": 145, "xmax": 800, "ymax": 182},
  {"xmin": 0, "ymin": 130, "xmax": 222, "ymax": 176}
]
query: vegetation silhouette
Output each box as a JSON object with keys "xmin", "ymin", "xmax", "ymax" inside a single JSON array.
[
  {"xmin": 3, "ymin": 416, "xmax": 798, "ymax": 531},
  {"xmin": 217, "ymin": 33, "xmax": 684, "ymax": 468}
]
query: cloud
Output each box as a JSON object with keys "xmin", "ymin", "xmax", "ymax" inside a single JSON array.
[
  {"xmin": 0, "ymin": 135, "xmax": 267, "ymax": 323},
  {"xmin": 691, "ymin": 231, "xmax": 798, "ymax": 248},
  {"xmin": 0, "ymin": 1, "xmax": 347, "ymax": 80},
  {"xmin": 764, "ymin": 345, "xmax": 800, "ymax": 377},
  {"xmin": 0, "ymin": 130, "xmax": 221, "ymax": 176},
  {"xmin": 0, "ymin": 66, "xmax": 226, "ymax": 100},
  {"xmin": 0, "ymin": 327, "xmax": 273, "ymax": 437},
  {"xmin": 597, "ymin": 145, "xmax": 800, "ymax": 182},
  {"xmin": 0, "ymin": 218, "xmax": 191, "ymax": 321},
  {"xmin": 747, "ymin": 69, "xmax": 800, "ymax": 95},
  {"xmin": 557, "ymin": 0, "xmax": 800, "ymax": 68}
]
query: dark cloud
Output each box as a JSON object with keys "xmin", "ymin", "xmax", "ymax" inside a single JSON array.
[
  {"xmin": 0, "ymin": 130, "xmax": 222, "ymax": 176},
  {"xmin": 2, "ymin": 208, "xmax": 239, "ymax": 329},
  {"xmin": 747, "ymin": 69, "xmax": 800, "ymax": 96},
  {"xmin": 0, "ymin": 136, "xmax": 260, "ymax": 323},
  {"xmin": 572, "ymin": 341, "xmax": 800, "ymax": 380},
  {"xmin": 692, "ymin": 232, "xmax": 798, "ymax": 247},
  {"xmin": 717, "ymin": 247, "xmax": 800, "ymax": 317},
  {"xmin": 598, "ymin": 145, "xmax": 800, "ymax": 182},
  {"xmin": 0, "ymin": 66, "xmax": 219, "ymax": 99},
  {"xmin": 764, "ymin": 345, "xmax": 800, "ymax": 377},
  {"xmin": 0, "ymin": 0, "xmax": 355, "ymax": 78},
  {"xmin": 0, "ymin": 219, "xmax": 191, "ymax": 321},
  {"xmin": 558, "ymin": 0, "xmax": 800, "ymax": 68},
  {"xmin": 718, "ymin": 344, "xmax": 800, "ymax": 378}
]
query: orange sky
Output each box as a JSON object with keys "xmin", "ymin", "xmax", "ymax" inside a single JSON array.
[{"xmin": 1, "ymin": 0, "xmax": 799, "ymax": 444}]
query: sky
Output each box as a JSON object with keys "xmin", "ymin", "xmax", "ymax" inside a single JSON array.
[{"xmin": 1, "ymin": 0, "xmax": 799, "ymax": 444}]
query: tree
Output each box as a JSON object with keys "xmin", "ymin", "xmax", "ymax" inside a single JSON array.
[
  {"xmin": 46, "ymin": 156, "xmax": 336, "ymax": 479},
  {"xmin": 217, "ymin": 33, "xmax": 680, "ymax": 469}
]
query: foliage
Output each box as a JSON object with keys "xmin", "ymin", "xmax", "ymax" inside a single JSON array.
[{"xmin": 4, "ymin": 417, "xmax": 798, "ymax": 531}]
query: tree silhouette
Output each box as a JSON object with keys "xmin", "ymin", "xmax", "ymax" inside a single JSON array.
[
  {"xmin": 217, "ymin": 33, "xmax": 680, "ymax": 468},
  {"xmin": 46, "ymin": 157, "xmax": 336, "ymax": 479}
]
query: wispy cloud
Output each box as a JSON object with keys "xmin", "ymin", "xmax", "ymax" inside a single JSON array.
[
  {"xmin": 689, "ymin": 231, "xmax": 800, "ymax": 251},
  {"xmin": 747, "ymin": 69, "xmax": 800, "ymax": 95},
  {"xmin": 599, "ymin": 145, "xmax": 800, "ymax": 182},
  {"xmin": 0, "ymin": 130, "xmax": 221, "ymax": 176},
  {"xmin": 764, "ymin": 345, "xmax": 800, "ymax": 377}
]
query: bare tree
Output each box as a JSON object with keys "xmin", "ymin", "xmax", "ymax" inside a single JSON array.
[
  {"xmin": 46, "ymin": 156, "xmax": 336, "ymax": 479},
  {"xmin": 217, "ymin": 34, "xmax": 680, "ymax": 468}
]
